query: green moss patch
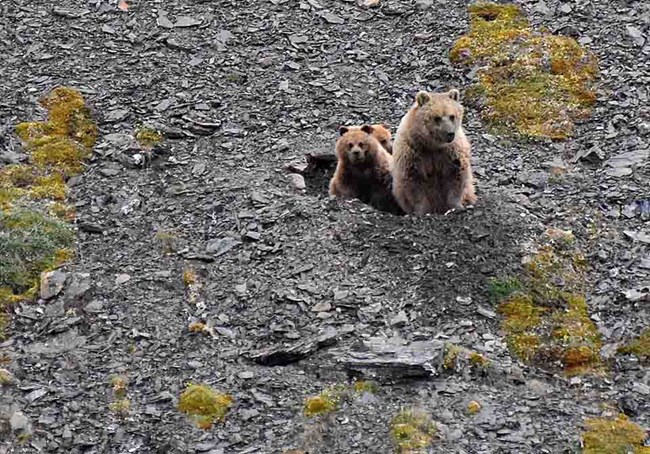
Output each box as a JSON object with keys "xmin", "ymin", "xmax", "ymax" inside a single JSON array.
[
  {"xmin": 390, "ymin": 408, "xmax": 437, "ymax": 453},
  {"xmin": 495, "ymin": 230, "xmax": 603, "ymax": 375},
  {"xmin": 618, "ymin": 329, "xmax": 649, "ymax": 363},
  {"xmin": 450, "ymin": 2, "xmax": 598, "ymax": 139},
  {"xmin": 582, "ymin": 414, "xmax": 649, "ymax": 454},
  {"xmin": 178, "ymin": 383, "xmax": 234, "ymax": 430},
  {"xmin": 0, "ymin": 87, "xmax": 96, "ymax": 340}
]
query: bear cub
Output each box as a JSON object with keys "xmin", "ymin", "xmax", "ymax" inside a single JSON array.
[
  {"xmin": 329, "ymin": 124, "xmax": 403, "ymax": 214},
  {"xmin": 392, "ymin": 89, "xmax": 476, "ymax": 215},
  {"xmin": 370, "ymin": 123, "xmax": 393, "ymax": 154}
]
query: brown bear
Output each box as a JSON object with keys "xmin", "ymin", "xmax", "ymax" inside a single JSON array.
[
  {"xmin": 371, "ymin": 123, "xmax": 393, "ymax": 154},
  {"xmin": 329, "ymin": 125, "xmax": 403, "ymax": 214},
  {"xmin": 391, "ymin": 89, "xmax": 476, "ymax": 215}
]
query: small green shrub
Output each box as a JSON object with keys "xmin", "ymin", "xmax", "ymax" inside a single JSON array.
[{"xmin": 0, "ymin": 209, "xmax": 74, "ymax": 294}]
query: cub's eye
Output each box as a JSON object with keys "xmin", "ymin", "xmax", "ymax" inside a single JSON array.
[
  {"xmin": 433, "ymin": 116, "xmax": 442, "ymax": 123},
  {"xmin": 358, "ymin": 142, "xmax": 364, "ymax": 148},
  {"xmin": 450, "ymin": 115, "xmax": 456, "ymax": 122},
  {"xmin": 348, "ymin": 143, "xmax": 353, "ymax": 149}
]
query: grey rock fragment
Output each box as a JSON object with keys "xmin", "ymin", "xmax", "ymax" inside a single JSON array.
[
  {"xmin": 335, "ymin": 336, "xmax": 445, "ymax": 379},
  {"xmin": 40, "ymin": 270, "xmax": 67, "ymax": 300}
]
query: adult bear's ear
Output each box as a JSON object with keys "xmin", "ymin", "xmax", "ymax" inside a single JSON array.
[
  {"xmin": 361, "ymin": 124, "xmax": 374, "ymax": 135},
  {"xmin": 448, "ymin": 88, "xmax": 460, "ymax": 102},
  {"xmin": 416, "ymin": 91, "xmax": 431, "ymax": 107}
]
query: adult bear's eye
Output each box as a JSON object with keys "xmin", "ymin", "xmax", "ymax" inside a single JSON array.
[
  {"xmin": 450, "ymin": 115, "xmax": 456, "ymax": 122},
  {"xmin": 433, "ymin": 116, "xmax": 441, "ymax": 123}
]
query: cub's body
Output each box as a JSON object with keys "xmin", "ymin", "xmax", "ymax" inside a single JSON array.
[{"xmin": 329, "ymin": 125, "xmax": 402, "ymax": 214}]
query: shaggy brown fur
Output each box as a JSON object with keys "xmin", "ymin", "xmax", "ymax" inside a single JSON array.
[
  {"xmin": 371, "ymin": 123, "xmax": 393, "ymax": 154},
  {"xmin": 391, "ymin": 89, "xmax": 476, "ymax": 215},
  {"xmin": 329, "ymin": 125, "xmax": 403, "ymax": 214}
]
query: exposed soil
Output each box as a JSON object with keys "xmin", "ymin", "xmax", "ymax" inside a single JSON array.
[{"xmin": 0, "ymin": 0, "xmax": 648, "ymax": 453}]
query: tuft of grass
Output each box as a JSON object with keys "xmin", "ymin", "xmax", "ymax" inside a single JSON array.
[
  {"xmin": 110, "ymin": 375, "xmax": 128, "ymax": 399},
  {"xmin": 0, "ymin": 209, "xmax": 75, "ymax": 295},
  {"xmin": 468, "ymin": 352, "xmax": 490, "ymax": 368},
  {"xmin": 155, "ymin": 230, "xmax": 176, "ymax": 254},
  {"xmin": 443, "ymin": 343, "xmax": 462, "ymax": 370},
  {"xmin": 178, "ymin": 383, "xmax": 234, "ymax": 430},
  {"xmin": 390, "ymin": 408, "xmax": 437, "ymax": 453},
  {"xmin": 450, "ymin": 2, "xmax": 598, "ymax": 139},
  {"xmin": 135, "ymin": 126, "xmax": 163, "ymax": 148},
  {"xmin": 109, "ymin": 398, "xmax": 131, "ymax": 417},
  {"xmin": 183, "ymin": 268, "xmax": 197, "ymax": 286},
  {"xmin": 488, "ymin": 276, "xmax": 522, "ymax": 303},
  {"xmin": 303, "ymin": 385, "xmax": 347, "ymax": 418},
  {"xmin": 353, "ymin": 380, "xmax": 379, "ymax": 394},
  {"xmin": 582, "ymin": 414, "xmax": 649, "ymax": 454},
  {"xmin": 618, "ymin": 329, "xmax": 649, "ymax": 363}
]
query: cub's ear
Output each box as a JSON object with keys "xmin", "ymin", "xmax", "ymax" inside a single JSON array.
[
  {"xmin": 381, "ymin": 122, "xmax": 391, "ymax": 130},
  {"xmin": 339, "ymin": 126, "xmax": 349, "ymax": 136},
  {"xmin": 361, "ymin": 124, "xmax": 374, "ymax": 135},
  {"xmin": 416, "ymin": 91, "xmax": 431, "ymax": 107},
  {"xmin": 448, "ymin": 89, "xmax": 461, "ymax": 102}
]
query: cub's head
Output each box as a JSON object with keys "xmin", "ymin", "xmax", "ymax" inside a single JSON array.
[
  {"xmin": 336, "ymin": 125, "xmax": 377, "ymax": 164},
  {"xmin": 371, "ymin": 123, "xmax": 392, "ymax": 153},
  {"xmin": 413, "ymin": 89, "xmax": 464, "ymax": 145}
]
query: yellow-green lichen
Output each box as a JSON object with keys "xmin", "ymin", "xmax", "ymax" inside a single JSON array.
[
  {"xmin": 495, "ymin": 236, "xmax": 603, "ymax": 375},
  {"xmin": 450, "ymin": 2, "xmax": 598, "ymax": 139},
  {"xmin": 467, "ymin": 401, "xmax": 481, "ymax": 415},
  {"xmin": 108, "ymin": 398, "xmax": 131, "ymax": 417},
  {"xmin": 183, "ymin": 268, "xmax": 197, "ymax": 286},
  {"xmin": 443, "ymin": 343, "xmax": 462, "ymax": 370},
  {"xmin": 618, "ymin": 329, "xmax": 650, "ymax": 363},
  {"xmin": 28, "ymin": 136, "xmax": 90, "ymax": 176},
  {"xmin": 304, "ymin": 385, "xmax": 347, "ymax": 418},
  {"xmin": 135, "ymin": 126, "xmax": 162, "ymax": 148},
  {"xmin": 110, "ymin": 375, "xmax": 128, "ymax": 399},
  {"xmin": 469, "ymin": 352, "xmax": 490, "ymax": 368},
  {"xmin": 582, "ymin": 414, "xmax": 650, "ymax": 454},
  {"xmin": 1, "ymin": 87, "xmax": 95, "ymax": 336},
  {"xmin": 390, "ymin": 408, "xmax": 437, "ymax": 453},
  {"xmin": 353, "ymin": 380, "xmax": 379, "ymax": 394},
  {"xmin": 178, "ymin": 384, "xmax": 233, "ymax": 430}
]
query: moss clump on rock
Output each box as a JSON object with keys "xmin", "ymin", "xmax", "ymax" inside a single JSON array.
[
  {"xmin": 390, "ymin": 408, "xmax": 437, "ymax": 453},
  {"xmin": 304, "ymin": 385, "xmax": 347, "ymax": 418},
  {"xmin": 108, "ymin": 398, "xmax": 131, "ymax": 417},
  {"xmin": 178, "ymin": 383, "xmax": 233, "ymax": 430},
  {"xmin": 135, "ymin": 126, "xmax": 162, "ymax": 149},
  {"xmin": 582, "ymin": 414, "xmax": 649, "ymax": 454},
  {"xmin": 467, "ymin": 401, "xmax": 481, "ymax": 415},
  {"xmin": 443, "ymin": 343, "xmax": 462, "ymax": 370},
  {"xmin": 353, "ymin": 380, "xmax": 379, "ymax": 394},
  {"xmin": 450, "ymin": 2, "xmax": 598, "ymax": 139},
  {"xmin": 495, "ymin": 230, "xmax": 603, "ymax": 375}
]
